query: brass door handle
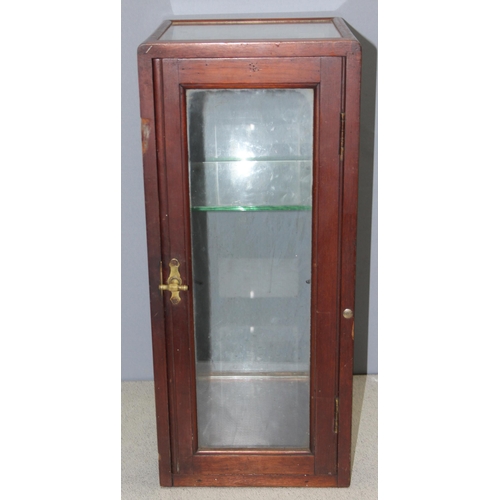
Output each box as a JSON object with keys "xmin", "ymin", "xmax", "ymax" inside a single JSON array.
[
  {"xmin": 159, "ymin": 259, "xmax": 189, "ymax": 304},
  {"xmin": 159, "ymin": 278, "xmax": 188, "ymax": 293}
]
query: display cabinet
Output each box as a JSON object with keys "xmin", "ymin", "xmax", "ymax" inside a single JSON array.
[{"xmin": 137, "ymin": 17, "xmax": 361, "ymax": 487}]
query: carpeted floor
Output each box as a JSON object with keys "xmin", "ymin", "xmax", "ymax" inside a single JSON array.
[{"xmin": 122, "ymin": 375, "xmax": 377, "ymax": 499}]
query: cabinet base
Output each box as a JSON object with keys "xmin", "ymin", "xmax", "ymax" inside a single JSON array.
[{"xmin": 169, "ymin": 473, "xmax": 348, "ymax": 487}]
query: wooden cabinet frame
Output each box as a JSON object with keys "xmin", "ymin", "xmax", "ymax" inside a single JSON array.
[{"xmin": 137, "ymin": 18, "xmax": 361, "ymax": 487}]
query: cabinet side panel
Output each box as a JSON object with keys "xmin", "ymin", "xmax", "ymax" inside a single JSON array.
[
  {"xmin": 137, "ymin": 53, "xmax": 172, "ymax": 486},
  {"xmin": 337, "ymin": 45, "xmax": 361, "ymax": 487}
]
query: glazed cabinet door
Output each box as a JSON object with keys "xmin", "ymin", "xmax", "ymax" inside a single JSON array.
[{"xmin": 154, "ymin": 56, "xmax": 345, "ymax": 486}]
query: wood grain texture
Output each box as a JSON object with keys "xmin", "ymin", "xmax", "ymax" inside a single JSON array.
[
  {"xmin": 337, "ymin": 42, "xmax": 362, "ymax": 487},
  {"xmin": 161, "ymin": 58, "xmax": 196, "ymax": 476},
  {"xmin": 137, "ymin": 51, "xmax": 172, "ymax": 487},
  {"xmin": 191, "ymin": 453, "xmax": 314, "ymax": 475},
  {"xmin": 173, "ymin": 473, "xmax": 339, "ymax": 487},
  {"xmin": 139, "ymin": 40, "xmax": 359, "ymax": 60},
  {"xmin": 178, "ymin": 57, "xmax": 320, "ymax": 84},
  {"xmin": 332, "ymin": 18, "xmax": 359, "ymax": 40},
  {"xmin": 313, "ymin": 56, "xmax": 343, "ymax": 476}
]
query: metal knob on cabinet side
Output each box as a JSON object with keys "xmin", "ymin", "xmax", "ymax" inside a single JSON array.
[{"xmin": 342, "ymin": 309, "xmax": 353, "ymax": 319}]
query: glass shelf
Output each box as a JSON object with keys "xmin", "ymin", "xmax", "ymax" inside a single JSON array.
[
  {"xmin": 191, "ymin": 205, "xmax": 311, "ymax": 212},
  {"xmin": 200, "ymin": 156, "xmax": 312, "ymax": 163}
]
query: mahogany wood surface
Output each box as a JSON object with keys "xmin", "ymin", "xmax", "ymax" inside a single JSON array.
[
  {"xmin": 173, "ymin": 473, "xmax": 339, "ymax": 487},
  {"xmin": 161, "ymin": 58, "xmax": 196, "ymax": 475},
  {"xmin": 312, "ymin": 56, "xmax": 342, "ymax": 476},
  {"xmin": 191, "ymin": 454, "xmax": 315, "ymax": 475},
  {"xmin": 137, "ymin": 51, "xmax": 172, "ymax": 487},
  {"xmin": 337, "ymin": 44, "xmax": 361, "ymax": 487},
  {"xmin": 138, "ymin": 39, "xmax": 359, "ymax": 60},
  {"xmin": 178, "ymin": 57, "xmax": 320, "ymax": 84},
  {"xmin": 137, "ymin": 17, "xmax": 361, "ymax": 488}
]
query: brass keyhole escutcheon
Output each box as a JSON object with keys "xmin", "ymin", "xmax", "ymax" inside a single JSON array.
[{"xmin": 159, "ymin": 259, "xmax": 189, "ymax": 304}]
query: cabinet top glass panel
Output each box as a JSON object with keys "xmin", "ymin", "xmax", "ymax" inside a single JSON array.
[{"xmin": 160, "ymin": 19, "xmax": 341, "ymax": 41}]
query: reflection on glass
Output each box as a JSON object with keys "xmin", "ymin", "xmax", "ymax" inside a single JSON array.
[
  {"xmin": 161, "ymin": 21, "xmax": 341, "ymax": 41},
  {"xmin": 187, "ymin": 89, "xmax": 313, "ymax": 449},
  {"xmin": 190, "ymin": 161, "xmax": 312, "ymax": 210}
]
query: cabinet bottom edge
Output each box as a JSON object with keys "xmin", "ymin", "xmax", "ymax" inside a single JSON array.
[{"xmin": 170, "ymin": 473, "xmax": 344, "ymax": 487}]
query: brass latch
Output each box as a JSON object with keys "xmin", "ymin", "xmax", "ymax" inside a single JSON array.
[{"xmin": 159, "ymin": 259, "xmax": 188, "ymax": 305}]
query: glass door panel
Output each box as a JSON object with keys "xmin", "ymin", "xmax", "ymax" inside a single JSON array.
[{"xmin": 187, "ymin": 89, "xmax": 313, "ymax": 449}]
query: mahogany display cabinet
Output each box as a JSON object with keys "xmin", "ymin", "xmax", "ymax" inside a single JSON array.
[{"xmin": 137, "ymin": 17, "xmax": 361, "ymax": 487}]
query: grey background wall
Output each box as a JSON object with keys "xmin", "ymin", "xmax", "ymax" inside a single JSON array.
[{"xmin": 121, "ymin": 0, "xmax": 378, "ymax": 379}]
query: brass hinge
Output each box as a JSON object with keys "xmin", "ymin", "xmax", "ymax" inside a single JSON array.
[
  {"xmin": 334, "ymin": 396, "xmax": 339, "ymax": 434},
  {"xmin": 339, "ymin": 112, "xmax": 346, "ymax": 161}
]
